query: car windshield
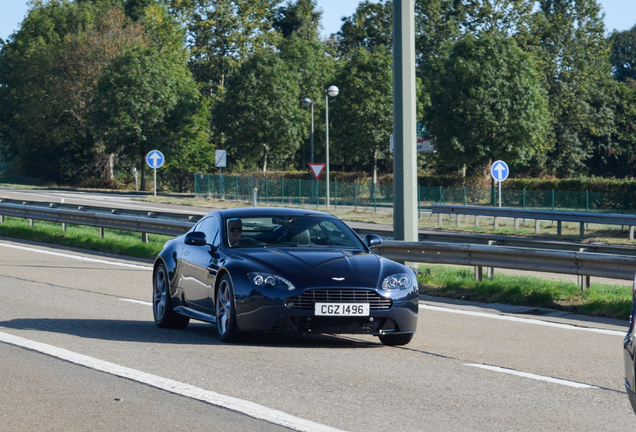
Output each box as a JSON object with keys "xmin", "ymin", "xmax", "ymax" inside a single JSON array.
[{"xmin": 226, "ymin": 215, "xmax": 365, "ymax": 249}]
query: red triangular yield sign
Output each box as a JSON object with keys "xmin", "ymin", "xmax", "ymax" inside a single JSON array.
[{"xmin": 308, "ymin": 163, "xmax": 325, "ymax": 180}]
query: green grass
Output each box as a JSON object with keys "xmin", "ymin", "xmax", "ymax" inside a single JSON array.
[
  {"xmin": 418, "ymin": 265, "xmax": 632, "ymax": 320},
  {"xmin": 0, "ymin": 216, "xmax": 167, "ymax": 260}
]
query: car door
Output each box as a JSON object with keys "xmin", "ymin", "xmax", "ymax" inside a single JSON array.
[{"xmin": 179, "ymin": 216, "xmax": 221, "ymax": 313}]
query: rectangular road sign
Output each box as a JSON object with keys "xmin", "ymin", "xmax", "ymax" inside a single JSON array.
[{"xmin": 215, "ymin": 150, "xmax": 227, "ymax": 168}]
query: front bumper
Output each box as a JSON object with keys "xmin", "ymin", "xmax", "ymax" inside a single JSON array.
[{"xmin": 235, "ymin": 290, "xmax": 419, "ymax": 335}]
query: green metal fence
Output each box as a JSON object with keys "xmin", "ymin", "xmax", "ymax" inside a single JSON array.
[{"xmin": 194, "ymin": 174, "xmax": 636, "ymax": 214}]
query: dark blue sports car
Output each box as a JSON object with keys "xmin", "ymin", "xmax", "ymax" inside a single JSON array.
[{"xmin": 152, "ymin": 207, "xmax": 419, "ymax": 345}]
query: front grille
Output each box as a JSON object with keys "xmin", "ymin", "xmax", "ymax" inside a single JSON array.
[{"xmin": 285, "ymin": 289, "xmax": 392, "ymax": 310}]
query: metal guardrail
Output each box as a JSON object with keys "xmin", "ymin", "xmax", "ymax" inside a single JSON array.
[
  {"xmin": 432, "ymin": 204, "xmax": 636, "ymax": 239},
  {"xmin": 373, "ymin": 241, "xmax": 636, "ymax": 284},
  {"xmin": 0, "ymin": 200, "xmax": 198, "ymax": 238},
  {"xmin": 1, "ymin": 200, "xmax": 635, "ymax": 286}
]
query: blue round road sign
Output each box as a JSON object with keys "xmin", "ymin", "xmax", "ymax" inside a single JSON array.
[
  {"xmin": 490, "ymin": 160, "xmax": 509, "ymax": 182},
  {"xmin": 146, "ymin": 150, "xmax": 165, "ymax": 169}
]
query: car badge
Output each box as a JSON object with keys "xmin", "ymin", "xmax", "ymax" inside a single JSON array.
[{"xmin": 332, "ymin": 277, "xmax": 345, "ymax": 281}]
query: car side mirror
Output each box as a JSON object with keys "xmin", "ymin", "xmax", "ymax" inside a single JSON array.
[
  {"xmin": 185, "ymin": 231, "xmax": 207, "ymax": 246},
  {"xmin": 365, "ymin": 234, "xmax": 382, "ymax": 248}
]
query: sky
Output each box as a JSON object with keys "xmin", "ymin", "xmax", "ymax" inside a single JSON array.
[{"xmin": 0, "ymin": 0, "xmax": 634, "ymax": 42}]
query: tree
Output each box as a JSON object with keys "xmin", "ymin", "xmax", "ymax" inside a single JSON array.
[
  {"xmin": 214, "ymin": 49, "xmax": 304, "ymax": 172},
  {"xmin": 334, "ymin": 0, "xmax": 392, "ymax": 58},
  {"xmin": 586, "ymin": 79, "xmax": 636, "ymax": 177},
  {"xmin": 273, "ymin": 0, "xmax": 321, "ymax": 39},
  {"xmin": 91, "ymin": 43, "xmax": 210, "ymax": 190},
  {"xmin": 0, "ymin": 0, "xmax": 145, "ymax": 183},
  {"xmin": 521, "ymin": 0, "xmax": 613, "ymax": 177},
  {"xmin": 424, "ymin": 34, "xmax": 549, "ymax": 176},
  {"xmin": 610, "ymin": 25, "xmax": 636, "ymax": 82},
  {"xmin": 274, "ymin": 0, "xmax": 333, "ymax": 168},
  {"xmin": 166, "ymin": 0, "xmax": 279, "ymax": 94},
  {"xmin": 330, "ymin": 47, "xmax": 393, "ymax": 181}
]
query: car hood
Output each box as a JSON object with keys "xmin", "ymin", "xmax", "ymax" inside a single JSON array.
[{"xmin": 231, "ymin": 248, "xmax": 381, "ymax": 288}]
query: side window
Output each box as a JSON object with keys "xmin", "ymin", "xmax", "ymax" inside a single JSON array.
[{"xmin": 196, "ymin": 216, "xmax": 220, "ymax": 248}]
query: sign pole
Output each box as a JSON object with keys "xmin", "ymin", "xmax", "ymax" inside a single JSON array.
[
  {"xmin": 498, "ymin": 180, "xmax": 502, "ymax": 208},
  {"xmin": 146, "ymin": 150, "xmax": 165, "ymax": 197}
]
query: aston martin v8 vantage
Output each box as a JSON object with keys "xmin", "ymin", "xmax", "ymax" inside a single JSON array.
[{"xmin": 152, "ymin": 207, "xmax": 418, "ymax": 345}]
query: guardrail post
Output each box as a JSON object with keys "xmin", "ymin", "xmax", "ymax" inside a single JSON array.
[
  {"xmin": 487, "ymin": 240, "xmax": 495, "ymax": 278},
  {"xmin": 456, "ymin": 214, "xmax": 461, "ymax": 227},
  {"xmin": 580, "ymin": 222, "xmax": 585, "ymax": 238},
  {"xmin": 474, "ymin": 266, "xmax": 483, "ymax": 282},
  {"xmin": 578, "ymin": 275, "xmax": 590, "ymax": 291},
  {"xmin": 535, "ymin": 219, "xmax": 540, "ymax": 234},
  {"xmin": 494, "ymin": 216, "xmax": 499, "ymax": 230},
  {"xmin": 557, "ymin": 221, "xmax": 562, "ymax": 236},
  {"xmin": 141, "ymin": 232, "xmax": 148, "ymax": 243},
  {"xmin": 99, "ymin": 227, "xmax": 105, "ymax": 239},
  {"xmin": 29, "ymin": 219, "xmax": 34, "ymax": 227},
  {"xmin": 62, "ymin": 223, "xmax": 66, "ymax": 231},
  {"xmin": 474, "ymin": 216, "xmax": 479, "ymax": 227},
  {"xmin": 630, "ymin": 226, "xmax": 635, "ymax": 241},
  {"xmin": 253, "ymin": 188, "xmax": 258, "ymax": 207},
  {"xmin": 438, "ymin": 213, "xmax": 443, "ymax": 226},
  {"xmin": 0, "ymin": 215, "xmax": 4, "ymax": 223},
  {"xmin": 514, "ymin": 218, "xmax": 520, "ymax": 230}
]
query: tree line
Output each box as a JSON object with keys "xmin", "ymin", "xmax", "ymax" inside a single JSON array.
[{"xmin": 0, "ymin": 0, "xmax": 635, "ymax": 190}]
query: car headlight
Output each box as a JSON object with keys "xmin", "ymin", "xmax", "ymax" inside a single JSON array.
[
  {"xmin": 248, "ymin": 272, "xmax": 295, "ymax": 290},
  {"xmin": 382, "ymin": 273, "xmax": 412, "ymax": 290}
]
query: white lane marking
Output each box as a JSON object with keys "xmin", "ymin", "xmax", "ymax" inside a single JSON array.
[
  {"xmin": 0, "ymin": 331, "xmax": 345, "ymax": 432},
  {"xmin": 419, "ymin": 304, "xmax": 625, "ymax": 337},
  {"xmin": 465, "ymin": 364, "xmax": 598, "ymax": 389},
  {"xmin": 0, "ymin": 242, "xmax": 152, "ymax": 270},
  {"xmin": 121, "ymin": 299, "xmax": 152, "ymax": 307}
]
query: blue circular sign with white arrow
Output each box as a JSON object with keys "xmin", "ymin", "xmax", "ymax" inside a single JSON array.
[
  {"xmin": 490, "ymin": 160, "xmax": 509, "ymax": 182},
  {"xmin": 146, "ymin": 150, "xmax": 165, "ymax": 169}
]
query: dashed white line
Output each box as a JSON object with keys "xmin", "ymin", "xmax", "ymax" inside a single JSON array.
[
  {"xmin": 0, "ymin": 241, "xmax": 152, "ymax": 270},
  {"xmin": 465, "ymin": 364, "xmax": 598, "ymax": 389},
  {"xmin": 121, "ymin": 298, "xmax": 152, "ymax": 307},
  {"xmin": 419, "ymin": 304, "xmax": 625, "ymax": 336},
  {"xmin": 0, "ymin": 331, "xmax": 345, "ymax": 432}
]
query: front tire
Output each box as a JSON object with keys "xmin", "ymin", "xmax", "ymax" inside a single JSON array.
[
  {"xmin": 378, "ymin": 333, "xmax": 414, "ymax": 346},
  {"xmin": 215, "ymin": 274, "xmax": 248, "ymax": 343},
  {"xmin": 153, "ymin": 263, "xmax": 189, "ymax": 329}
]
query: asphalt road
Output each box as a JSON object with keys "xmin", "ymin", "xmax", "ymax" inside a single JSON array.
[{"xmin": 0, "ymin": 237, "xmax": 633, "ymax": 431}]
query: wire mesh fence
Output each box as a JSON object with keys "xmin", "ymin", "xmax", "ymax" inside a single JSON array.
[{"xmin": 193, "ymin": 174, "xmax": 636, "ymax": 214}]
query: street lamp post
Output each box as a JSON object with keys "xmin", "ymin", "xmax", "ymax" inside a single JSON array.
[
  {"xmin": 325, "ymin": 85, "xmax": 339, "ymax": 208},
  {"xmin": 302, "ymin": 97, "xmax": 315, "ymax": 199}
]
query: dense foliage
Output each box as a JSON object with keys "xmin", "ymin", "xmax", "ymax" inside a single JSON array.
[{"xmin": 0, "ymin": 0, "xmax": 635, "ymax": 188}]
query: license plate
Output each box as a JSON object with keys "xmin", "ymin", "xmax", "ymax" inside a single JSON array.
[{"xmin": 315, "ymin": 303, "xmax": 370, "ymax": 316}]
